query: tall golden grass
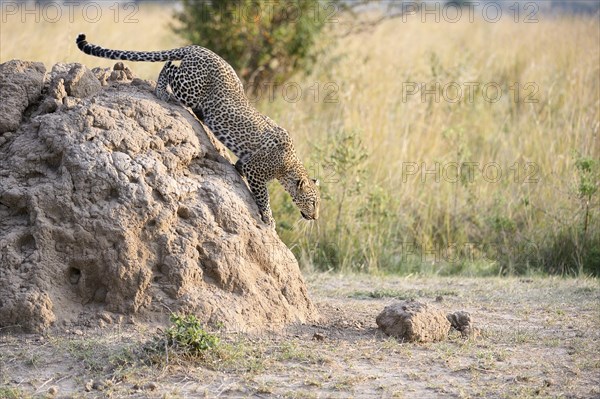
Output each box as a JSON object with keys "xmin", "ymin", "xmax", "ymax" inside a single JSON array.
[
  {"xmin": 266, "ymin": 13, "xmax": 599, "ymax": 275},
  {"xmin": 0, "ymin": 3, "xmax": 183, "ymax": 79},
  {"xmin": 2, "ymin": 3, "xmax": 597, "ymax": 275}
]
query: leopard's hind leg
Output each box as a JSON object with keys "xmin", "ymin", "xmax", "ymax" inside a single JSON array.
[{"xmin": 155, "ymin": 61, "xmax": 177, "ymax": 102}]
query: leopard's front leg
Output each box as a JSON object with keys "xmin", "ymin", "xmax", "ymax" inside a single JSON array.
[
  {"xmin": 238, "ymin": 155, "xmax": 275, "ymax": 227},
  {"xmin": 246, "ymin": 177, "xmax": 275, "ymax": 227}
]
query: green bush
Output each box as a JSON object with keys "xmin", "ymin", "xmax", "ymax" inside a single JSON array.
[
  {"xmin": 165, "ymin": 314, "xmax": 219, "ymax": 355},
  {"xmin": 172, "ymin": 0, "xmax": 330, "ymax": 93},
  {"xmin": 141, "ymin": 314, "xmax": 220, "ymax": 367}
]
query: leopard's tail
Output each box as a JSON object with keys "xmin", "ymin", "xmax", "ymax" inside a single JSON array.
[{"xmin": 76, "ymin": 34, "xmax": 188, "ymax": 62}]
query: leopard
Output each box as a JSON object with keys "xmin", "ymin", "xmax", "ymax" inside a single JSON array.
[{"xmin": 75, "ymin": 34, "xmax": 320, "ymax": 227}]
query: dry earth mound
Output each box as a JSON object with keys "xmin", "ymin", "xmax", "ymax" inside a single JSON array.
[
  {"xmin": 376, "ymin": 300, "xmax": 451, "ymax": 343},
  {"xmin": 0, "ymin": 60, "xmax": 318, "ymax": 333}
]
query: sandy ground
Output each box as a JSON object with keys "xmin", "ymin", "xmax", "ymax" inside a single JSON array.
[{"xmin": 1, "ymin": 274, "xmax": 598, "ymax": 398}]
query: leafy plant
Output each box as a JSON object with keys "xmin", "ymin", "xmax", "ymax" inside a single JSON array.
[
  {"xmin": 172, "ymin": 0, "xmax": 330, "ymax": 93},
  {"xmin": 324, "ymin": 129, "xmax": 369, "ymax": 235},
  {"xmin": 572, "ymin": 153, "xmax": 599, "ymax": 274},
  {"xmin": 143, "ymin": 313, "xmax": 219, "ymax": 364},
  {"xmin": 575, "ymin": 154, "xmax": 598, "ymax": 238},
  {"xmin": 164, "ymin": 314, "xmax": 219, "ymax": 355}
]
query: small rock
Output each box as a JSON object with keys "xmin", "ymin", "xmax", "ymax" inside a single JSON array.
[
  {"xmin": 447, "ymin": 311, "xmax": 471, "ymax": 330},
  {"xmin": 376, "ymin": 300, "xmax": 451, "ymax": 343},
  {"xmin": 73, "ymin": 329, "xmax": 83, "ymax": 336},
  {"xmin": 64, "ymin": 64, "xmax": 102, "ymax": 98},
  {"xmin": 447, "ymin": 311, "xmax": 479, "ymax": 338},
  {"xmin": 47, "ymin": 386, "xmax": 58, "ymax": 396},
  {"xmin": 109, "ymin": 63, "xmax": 134, "ymax": 81},
  {"xmin": 91, "ymin": 67, "xmax": 111, "ymax": 86}
]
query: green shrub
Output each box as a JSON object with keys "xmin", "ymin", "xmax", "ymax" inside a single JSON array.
[
  {"xmin": 528, "ymin": 154, "xmax": 599, "ymax": 276},
  {"xmin": 143, "ymin": 314, "xmax": 219, "ymax": 364},
  {"xmin": 172, "ymin": 0, "xmax": 330, "ymax": 93},
  {"xmin": 165, "ymin": 314, "xmax": 219, "ymax": 355}
]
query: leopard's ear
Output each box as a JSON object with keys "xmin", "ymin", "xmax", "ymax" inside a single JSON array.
[
  {"xmin": 312, "ymin": 178, "xmax": 320, "ymax": 187},
  {"xmin": 297, "ymin": 178, "xmax": 308, "ymax": 190}
]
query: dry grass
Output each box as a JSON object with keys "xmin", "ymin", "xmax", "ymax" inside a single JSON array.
[
  {"xmin": 266, "ymin": 14, "xmax": 599, "ymax": 275},
  {"xmin": 0, "ymin": 3, "xmax": 183, "ymax": 79}
]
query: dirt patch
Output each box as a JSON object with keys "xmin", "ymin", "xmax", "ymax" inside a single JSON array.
[
  {"xmin": 0, "ymin": 276, "xmax": 598, "ymax": 398},
  {"xmin": 0, "ymin": 60, "xmax": 318, "ymax": 333}
]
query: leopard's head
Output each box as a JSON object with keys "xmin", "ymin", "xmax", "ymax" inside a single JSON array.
[{"xmin": 292, "ymin": 176, "xmax": 320, "ymax": 221}]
